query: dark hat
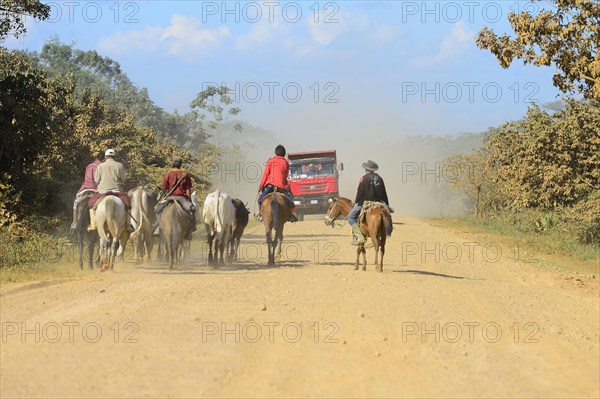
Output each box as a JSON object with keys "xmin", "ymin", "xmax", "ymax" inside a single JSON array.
[
  {"xmin": 362, "ymin": 160, "xmax": 378, "ymax": 172},
  {"xmin": 171, "ymin": 156, "xmax": 183, "ymax": 167}
]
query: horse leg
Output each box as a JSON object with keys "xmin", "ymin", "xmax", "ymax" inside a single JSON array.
[
  {"xmin": 87, "ymin": 241, "xmax": 94, "ymax": 270},
  {"xmin": 266, "ymin": 230, "xmax": 274, "ymax": 265},
  {"xmin": 378, "ymin": 242, "xmax": 385, "ymax": 273},
  {"xmin": 99, "ymin": 238, "xmax": 107, "ymax": 272},
  {"xmin": 275, "ymin": 228, "xmax": 283, "ymax": 262},
  {"xmin": 354, "ymin": 246, "xmax": 361, "ymax": 270},
  {"xmin": 111, "ymin": 237, "xmax": 120, "ymax": 271},
  {"xmin": 361, "ymin": 246, "xmax": 367, "ymax": 271},
  {"xmin": 78, "ymin": 237, "xmax": 84, "ymax": 270},
  {"xmin": 373, "ymin": 239, "xmax": 379, "ymax": 266},
  {"xmin": 117, "ymin": 230, "xmax": 128, "ymax": 265},
  {"xmin": 168, "ymin": 238, "xmax": 174, "ymax": 270}
]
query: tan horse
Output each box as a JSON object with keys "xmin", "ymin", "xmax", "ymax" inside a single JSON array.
[
  {"xmin": 324, "ymin": 197, "xmax": 352, "ymax": 227},
  {"xmin": 355, "ymin": 202, "xmax": 393, "ymax": 272},
  {"xmin": 260, "ymin": 192, "xmax": 291, "ymax": 265}
]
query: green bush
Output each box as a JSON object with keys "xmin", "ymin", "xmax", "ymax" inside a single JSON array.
[{"xmin": 0, "ymin": 227, "xmax": 69, "ymax": 268}]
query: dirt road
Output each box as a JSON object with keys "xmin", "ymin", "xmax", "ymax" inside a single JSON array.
[{"xmin": 1, "ymin": 217, "xmax": 598, "ymax": 398}]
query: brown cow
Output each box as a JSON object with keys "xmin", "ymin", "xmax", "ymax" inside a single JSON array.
[{"xmin": 228, "ymin": 198, "xmax": 250, "ymax": 262}]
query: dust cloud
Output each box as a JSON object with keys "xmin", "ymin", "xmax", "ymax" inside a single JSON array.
[{"xmin": 205, "ymin": 122, "xmax": 482, "ymax": 217}]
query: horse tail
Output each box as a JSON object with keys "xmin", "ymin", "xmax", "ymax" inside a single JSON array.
[
  {"xmin": 271, "ymin": 198, "xmax": 279, "ymax": 228},
  {"xmin": 383, "ymin": 211, "xmax": 393, "ymax": 237},
  {"xmin": 104, "ymin": 197, "xmax": 118, "ymax": 236}
]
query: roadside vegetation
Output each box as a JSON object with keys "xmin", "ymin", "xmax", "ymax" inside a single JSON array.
[{"xmin": 442, "ymin": 0, "xmax": 599, "ymax": 271}]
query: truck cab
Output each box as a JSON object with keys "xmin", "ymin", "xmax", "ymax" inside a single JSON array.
[{"xmin": 287, "ymin": 150, "xmax": 342, "ymax": 221}]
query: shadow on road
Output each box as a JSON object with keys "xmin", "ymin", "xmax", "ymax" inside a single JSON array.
[{"xmin": 394, "ymin": 269, "xmax": 466, "ymax": 279}]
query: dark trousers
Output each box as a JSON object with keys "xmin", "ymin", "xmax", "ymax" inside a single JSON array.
[{"xmin": 258, "ymin": 185, "xmax": 295, "ymax": 209}]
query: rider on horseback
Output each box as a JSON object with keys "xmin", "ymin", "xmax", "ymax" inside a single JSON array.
[
  {"xmin": 156, "ymin": 156, "xmax": 197, "ymax": 237},
  {"xmin": 348, "ymin": 160, "xmax": 390, "ymax": 245},
  {"xmin": 87, "ymin": 149, "xmax": 134, "ymax": 232},
  {"xmin": 257, "ymin": 144, "xmax": 297, "ymax": 222},
  {"xmin": 70, "ymin": 151, "xmax": 104, "ymax": 231}
]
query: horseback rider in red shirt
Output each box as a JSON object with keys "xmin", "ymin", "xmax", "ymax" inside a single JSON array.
[{"xmin": 257, "ymin": 144, "xmax": 297, "ymax": 222}]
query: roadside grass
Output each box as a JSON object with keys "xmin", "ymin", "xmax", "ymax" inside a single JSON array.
[{"xmin": 428, "ymin": 217, "xmax": 599, "ymax": 275}]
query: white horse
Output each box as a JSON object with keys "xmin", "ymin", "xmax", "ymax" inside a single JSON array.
[{"xmin": 95, "ymin": 196, "xmax": 129, "ymax": 271}]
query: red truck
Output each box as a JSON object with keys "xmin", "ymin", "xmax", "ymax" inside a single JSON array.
[{"xmin": 287, "ymin": 150, "xmax": 343, "ymax": 221}]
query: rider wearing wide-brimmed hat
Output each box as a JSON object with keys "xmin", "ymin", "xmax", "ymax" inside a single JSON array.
[{"xmin": 348, "ymin": 160, "xmax": 390, "ymax": 245}]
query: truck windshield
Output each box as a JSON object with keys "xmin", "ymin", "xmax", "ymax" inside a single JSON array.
[{"xmin": 290, "ymin": 162, "xmax": 335, "ymax": 179}]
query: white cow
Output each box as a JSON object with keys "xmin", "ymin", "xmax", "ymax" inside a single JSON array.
[
  {"xmin": 202, "ymin": 190, "xmax": 235, "ymax": 265},
  {"xmin": 128, "ymin": 186, "xmax": 159, "ymax": 263}
]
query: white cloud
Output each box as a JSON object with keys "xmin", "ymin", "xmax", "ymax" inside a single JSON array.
[
  {"xmin": 96, "ymin": 11, "xmax": 399, "ymax": 62},
  {"xmin": 308, "ymin": 12, "xmax": 369, "ymax": 45},
  {"xmin": 234, "ymin": 20, "xmax": 282, "ymax": 52},
  {"xmin": 371, "ymin": 25, "xmax": 397, "ymax": 45},
  {"xmin": 410, "ymin": 21, "xmax": 475, "ymax": 66},
  {"xmin": 97, "ymin": 14, "xmax": 230, "ymax": 61}
]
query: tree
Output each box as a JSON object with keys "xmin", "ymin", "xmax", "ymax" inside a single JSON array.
[
  {"xmin": 190, "ymin": 85, "xmax": 242, "ymax": 147},
  {"xmin": 484, "ymin": 100, "xmax": 600, "ymax": 209},
  {"xmin": 0, "ymin": 0, "xmax": 50, "ymax": 39},
  {"xmin": 476, "ymin": 0, "xmax": 600, "ymax": 100},
  {"xmin": 38, "ymin": 39, "xmax": 209, "ymax": 150},
  {"xmin": 444, "ymin": 147, "xmax": 502, "ymax": 218},
  {"xmin": 0, "ymin": 47, "xmax": 204, "ymax": 228}
]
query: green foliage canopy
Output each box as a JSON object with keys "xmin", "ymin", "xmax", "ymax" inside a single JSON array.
[{"xmin": 477, "ymin": 0, "xmax": 600, "ymax": 100}]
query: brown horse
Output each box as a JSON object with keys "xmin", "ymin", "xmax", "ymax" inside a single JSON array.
[
  {"xmin": 72, "ymin": 191, "xmax": 99, "ymax": 270},
  {"xmin": 159, "ymin": 200, "xmax": 192, "ymax": 270},
  {"xmin": 260, "ymin": 192, "xmax": 291, "ymax": 265},
  {"xmin": 355, "ymin": 202, "xmax": 393, "ymax": 272},
  {"xmin": 324, "ymin": 197, "xmax": 352, "ymax": 227}
]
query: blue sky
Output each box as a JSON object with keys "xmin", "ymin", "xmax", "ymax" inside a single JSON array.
[{"xmin": 5, "ymin": 1, "xmax": 562, "ymax": 145}]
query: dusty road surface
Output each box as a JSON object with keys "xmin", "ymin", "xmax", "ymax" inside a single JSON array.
[{"xmin": 1, "ymin": 216, "xmax": 598, "ymax": 398}]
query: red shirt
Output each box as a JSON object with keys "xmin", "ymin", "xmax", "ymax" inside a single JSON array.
[
  {"xmin": 162, "ymin": 170, "xmax": 192, "ymax": 200},
  {"xmin": 259, "ymin": 156, "xmax": 290, "ymax": 190},
  {"xmin": 78, "ymin": 160, "xmax": 102, "ymax": 193}
]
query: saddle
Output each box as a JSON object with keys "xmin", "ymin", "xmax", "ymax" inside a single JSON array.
[
  {"xmin": 155, "ymin": 196, "xmax": 196, "ymax": 216},
  {"xmin": 358, "ymin": 201, "xmax": 392, "ymax": 224},
  {"xmin": 88, "ymin": 191, "xmax": 131, "ymax": 210},
  {"xmin": 262, "ymin": 186, "xmax": 295, "ymax": 209}
]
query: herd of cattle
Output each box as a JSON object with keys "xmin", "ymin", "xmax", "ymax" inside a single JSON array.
[{"xmin": 76, "ymin": 186, "xmax": 251, "ymax": 271}]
